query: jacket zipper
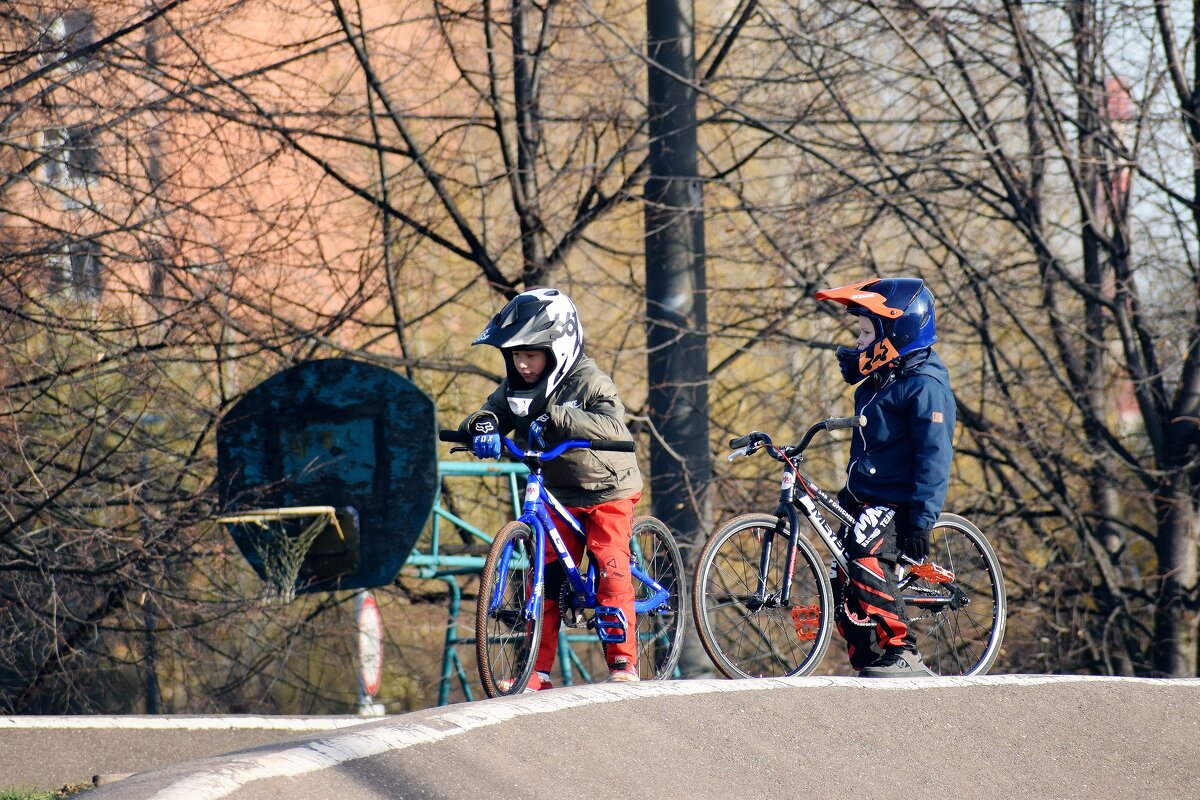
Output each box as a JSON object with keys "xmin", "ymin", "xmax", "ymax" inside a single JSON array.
[{"xmin": 846, "ymin": 384, "xmax": 882, "ymax": 504}]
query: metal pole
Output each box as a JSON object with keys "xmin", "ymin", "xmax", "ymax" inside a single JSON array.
[{"xmin": 645, "ymin": 0, "xmax": 712, "ymax": 676}]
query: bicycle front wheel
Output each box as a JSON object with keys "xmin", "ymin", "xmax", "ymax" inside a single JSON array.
[
  {"xmin": 630, "ymin": 516, "xmax": 686, "ymax": 680},
  {"xmin": 475, "ymin": 521, "xmax": 544, "ymax": 698},
  {"xmin": 692, "ymin": 513, "xmax": 834, "ymax": 678},
  {"xmin": 904, "ymin": 513, "xmax": 1006, "ymax": 676}
]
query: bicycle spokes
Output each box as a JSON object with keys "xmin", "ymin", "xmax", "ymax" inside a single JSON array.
[
  {"xmin": 902, "ymin": 517, "xmax": 1006, "ymax": 676},
  {"xmin": 693, "ymin": 514, "xmax": 834, "ymax": 678},
  {"xmin": 475, "ymin": 522, "xmax": 543, "ymax": 697},
  {"xmin": 630, "ymin": 517, "xmax": 686, "ymax": 681}
]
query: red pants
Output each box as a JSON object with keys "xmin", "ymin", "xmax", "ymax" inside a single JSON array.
[{"xmin": 534, "ymin": 493, "xmax": 640, "ymax": 673}]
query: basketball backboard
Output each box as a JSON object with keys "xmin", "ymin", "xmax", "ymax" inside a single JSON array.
[{"xmin": 216, "ymin": 358, "xmax": 437, "ymax": 596}]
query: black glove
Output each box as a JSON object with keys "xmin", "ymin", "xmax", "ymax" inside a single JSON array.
[
  {"xmin": 467, "ymin": 411, "xmax": 499, "ymax": 435},
  {"xmin": 902, "ymin": 526, "xmax": 931, "ymax": 561}
]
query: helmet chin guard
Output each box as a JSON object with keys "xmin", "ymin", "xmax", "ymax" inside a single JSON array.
[
  {"xmin": 474, "ymin": 288, "xmax": 584, "ymax": 417},
  {"xmin": 507, "ymin": 396, "xmax": 534, "ymax": 417}
]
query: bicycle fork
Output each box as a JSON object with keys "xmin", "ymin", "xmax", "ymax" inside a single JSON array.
[
  {"xmin": 762, "ymin": 497, "xmax": 827, "ymax": 643},
  {"xmin": 753, "ymin": 462, "xmax": 805, "ymax": 609},
  {"xmin": 767, "ymin": 465, "xmax": 851, "ymax": 642}
]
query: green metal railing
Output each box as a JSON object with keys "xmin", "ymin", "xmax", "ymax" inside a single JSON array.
[{"xmin": 402, "ymin": 460, "xmax": 525, "ymax": 706}]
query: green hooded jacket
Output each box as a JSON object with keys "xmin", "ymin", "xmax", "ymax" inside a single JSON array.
[{"xmin": 459, "ymin": 355, "xmax": 643, "ymax": 508}]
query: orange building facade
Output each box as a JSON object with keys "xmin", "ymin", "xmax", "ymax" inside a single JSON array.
[{"xmin": 2, "ymin": 0, "xmax": 460, "ymax": 350}]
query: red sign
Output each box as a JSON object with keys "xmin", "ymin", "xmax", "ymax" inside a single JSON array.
[{"xmin": 357, "ymin": 591, "xmax": 384, "ymax": 697}]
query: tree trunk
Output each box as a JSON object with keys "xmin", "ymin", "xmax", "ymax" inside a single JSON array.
[
  {"xmin": 645, "ymin": 0, "xmax": 711, "ymax": 676},
  {"xmin": 1153, "ymin": 473, "xmax": 1200, "ymax": 676},
  {"xmin": 511, "ymin": 0, "xmax": 546, "ymax": 283}
]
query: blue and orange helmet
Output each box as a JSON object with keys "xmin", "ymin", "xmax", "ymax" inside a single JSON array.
[{"xmin": 815, "ymin": 278, "xmax": 937, "ymax": 382}]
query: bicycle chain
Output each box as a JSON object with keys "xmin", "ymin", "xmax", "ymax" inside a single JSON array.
[{"xmin": 559, "ymin": 581, "xmax": 588, "ymax": 629}]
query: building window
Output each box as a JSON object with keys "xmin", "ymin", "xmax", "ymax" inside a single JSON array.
[
  {"xmin": 39, "ymin": 8, "xmax": 97, "ymax": 71},
  {"xmin": 48, "ymin": 240, "xmax": 104, "ymax": 301},
  {"xmin": 42, "ymin": 126, "xmax": 101, "ymax": 188}
]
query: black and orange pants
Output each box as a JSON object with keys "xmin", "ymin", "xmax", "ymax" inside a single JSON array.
[{"xmin": 833, "ymin": 504, "xmax": 916, "ymax": 670}]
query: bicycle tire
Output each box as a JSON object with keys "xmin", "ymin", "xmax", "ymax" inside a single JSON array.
[
  {"xmin": 630, "ymin": 516, "xmax": 687, "ymax": 680},
  {"xmin": 475, "ymin": 521, "xmax": 544, "ymax": 698},
  {"xmin": 904, "ymin": 513, "xmax": 1006, "ymax": 676},
  {"xmin": 692, "ymin": 512, "xmax": 834, "ymax": 678}
]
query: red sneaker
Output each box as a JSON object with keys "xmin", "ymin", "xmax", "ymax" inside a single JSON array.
[
  {"xmin": 605, "ymin": 660, "xmax": 640, "ymax": 683},
  {"xmin": 497, "ymin": 671, "xmax": 553, "ymax": 693}
]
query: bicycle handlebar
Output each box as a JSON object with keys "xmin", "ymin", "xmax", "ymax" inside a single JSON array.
[
  {"xmin": 729, "ymin": 432, "xmax": 766, "ymax": 450},
  {"xmin": 727, "ymin": 415, "xmax": 866, "ymax": 461},
  {"xmin": 438, "ymin": 429, "xmax": 635, "ymax": 454}
]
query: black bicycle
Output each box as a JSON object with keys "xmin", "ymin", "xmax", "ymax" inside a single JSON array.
[{"xmin": 692, "ymin": 415, "xmax": 1006, "ymax": 678}]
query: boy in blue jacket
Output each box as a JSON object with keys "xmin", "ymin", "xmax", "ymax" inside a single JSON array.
[{"xmin": 815, "ymin": 278, "xmax": 956, "ymax": 678}]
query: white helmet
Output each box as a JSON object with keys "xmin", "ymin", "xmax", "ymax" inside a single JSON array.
[{"xmin": 473, "ymin": 288, "xmax": 584, "ymax": 417}]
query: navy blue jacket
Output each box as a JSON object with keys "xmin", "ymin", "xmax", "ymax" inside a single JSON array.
[{"xmin": 844, "ymin": 349, "xmax": 955, "ymax": 532}]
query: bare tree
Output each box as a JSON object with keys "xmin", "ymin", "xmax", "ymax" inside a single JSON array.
[
  {"xmin": 0, "ymin": 0, "xmax": 385, "ymax": 711},
  {"xmin": 7, "ymin": 0, "xmax": 1200, "ymax": 718},
  {"xmin": 688, "ymin": 0, "xmax": 1200, "ymax": 674}
]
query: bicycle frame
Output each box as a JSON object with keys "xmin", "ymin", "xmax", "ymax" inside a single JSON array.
[
  {"xmin": 763, "ymin": 455, "xmax": 853, "ymax": 605},
  {"xmin": 698, "ymin": 419, "xmax": 1005, "ymax": 679},
  {"xmin": 486, "ymin": 438, "xmax": 671, "ymax": 628},
  {"xmin": 747, "ymin": 428, "xmax": 961, "ymax": 614}
]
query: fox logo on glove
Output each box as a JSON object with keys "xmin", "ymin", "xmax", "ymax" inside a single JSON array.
[{"xmin": 471, "ymin": 418, "xmax": 497, "ymax": 434}]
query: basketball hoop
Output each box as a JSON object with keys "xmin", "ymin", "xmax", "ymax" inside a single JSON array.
[
  {"xmin": 216, "ymin": 506, "xmax": 345, "ymax": 603},
  {"xmin": 215, "ymin": 358, "xmax": 437, "ymax": 595}
]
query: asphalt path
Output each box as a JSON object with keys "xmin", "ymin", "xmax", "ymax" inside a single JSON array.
[
  {"xmin": 0, "ymin": 716, "xmax": 368, "ymax": 792},
  {"xmin": 8, "ymin": 675, "xmax": 1200, "ymax": 799}
]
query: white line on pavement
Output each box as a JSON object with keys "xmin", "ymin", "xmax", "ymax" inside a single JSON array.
[{"xmin": 0, "ymin": 716, "xmax": 368, "ymax": 730}]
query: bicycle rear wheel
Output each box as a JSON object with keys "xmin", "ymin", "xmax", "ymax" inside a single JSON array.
[
  {"xmin": 693, "ymin": 513, "xmax": 834, "ymax": 678},
  {"xmin": 630, "ymin": 516, "xmax": 686, "ymax": 680},
  {"xmin": 475, "ymin": 521, "xmax": 544, "ymax": 698},
  {"xmin": 903, "ymin": 513, "xmax": 1006, "ymax": 676}
]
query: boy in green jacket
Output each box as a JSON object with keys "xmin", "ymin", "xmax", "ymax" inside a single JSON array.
[{"xmin": 461, "ymin": 288, "xmax": 643, "ymax": 689}]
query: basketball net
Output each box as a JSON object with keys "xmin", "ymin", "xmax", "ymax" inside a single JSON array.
[{"xmin": 216, "ymin": 507, "xmax": 344, "ymax": 603}]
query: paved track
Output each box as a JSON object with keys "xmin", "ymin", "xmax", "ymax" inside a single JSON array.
[
  {"xmin": 0, "ymin": 715, "xmax": 369, "ymax": 791},
  {"xmin": 7, "ymin": 676, "xmax": 1200, "ymax": 799}
]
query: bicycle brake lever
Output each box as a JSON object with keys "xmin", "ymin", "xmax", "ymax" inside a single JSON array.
[{"xmin": 727, "ymin": 446, "xmax": 753, "ymax": 462}]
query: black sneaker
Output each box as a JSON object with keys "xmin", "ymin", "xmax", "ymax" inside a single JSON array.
[{"xmin": 858, "ymin": 648, "xmax": 935, "ymax": 678}]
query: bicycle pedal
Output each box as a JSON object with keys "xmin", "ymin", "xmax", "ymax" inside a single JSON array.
[
  {"xmin": 909, "ymin": 562, "xmax": 955, "ymax": 583},
  {"xmin": 791, "ymin": 604, "xmax": 820, "ymax": 642},
  {"xmin": 591, "ymin": 605, "xmax": 628, "ymax": 644}
]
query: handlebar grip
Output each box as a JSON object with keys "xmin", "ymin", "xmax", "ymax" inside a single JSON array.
[
  {"xmin": 825, "ymin": 415, "xmax": 866, "ymax": 431},
  {"xmin": 730, "ymin": 434, "xmax": 754, "ymax": 449},
  {"xmin": 439, "ymin": 430, "xmax": 470, "ymax": 443},
  {"xmin": 728, "ymin": 446, "xmax": 751, "ymax": 462},
  {"xmin": 589, "ymin": 440, "xmax": 636, "ymax": 453}
]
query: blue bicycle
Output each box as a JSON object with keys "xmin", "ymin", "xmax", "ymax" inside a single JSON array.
[{"xmin": 439, "ymin": 431, "xmax": 686, "ymax": 697}]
